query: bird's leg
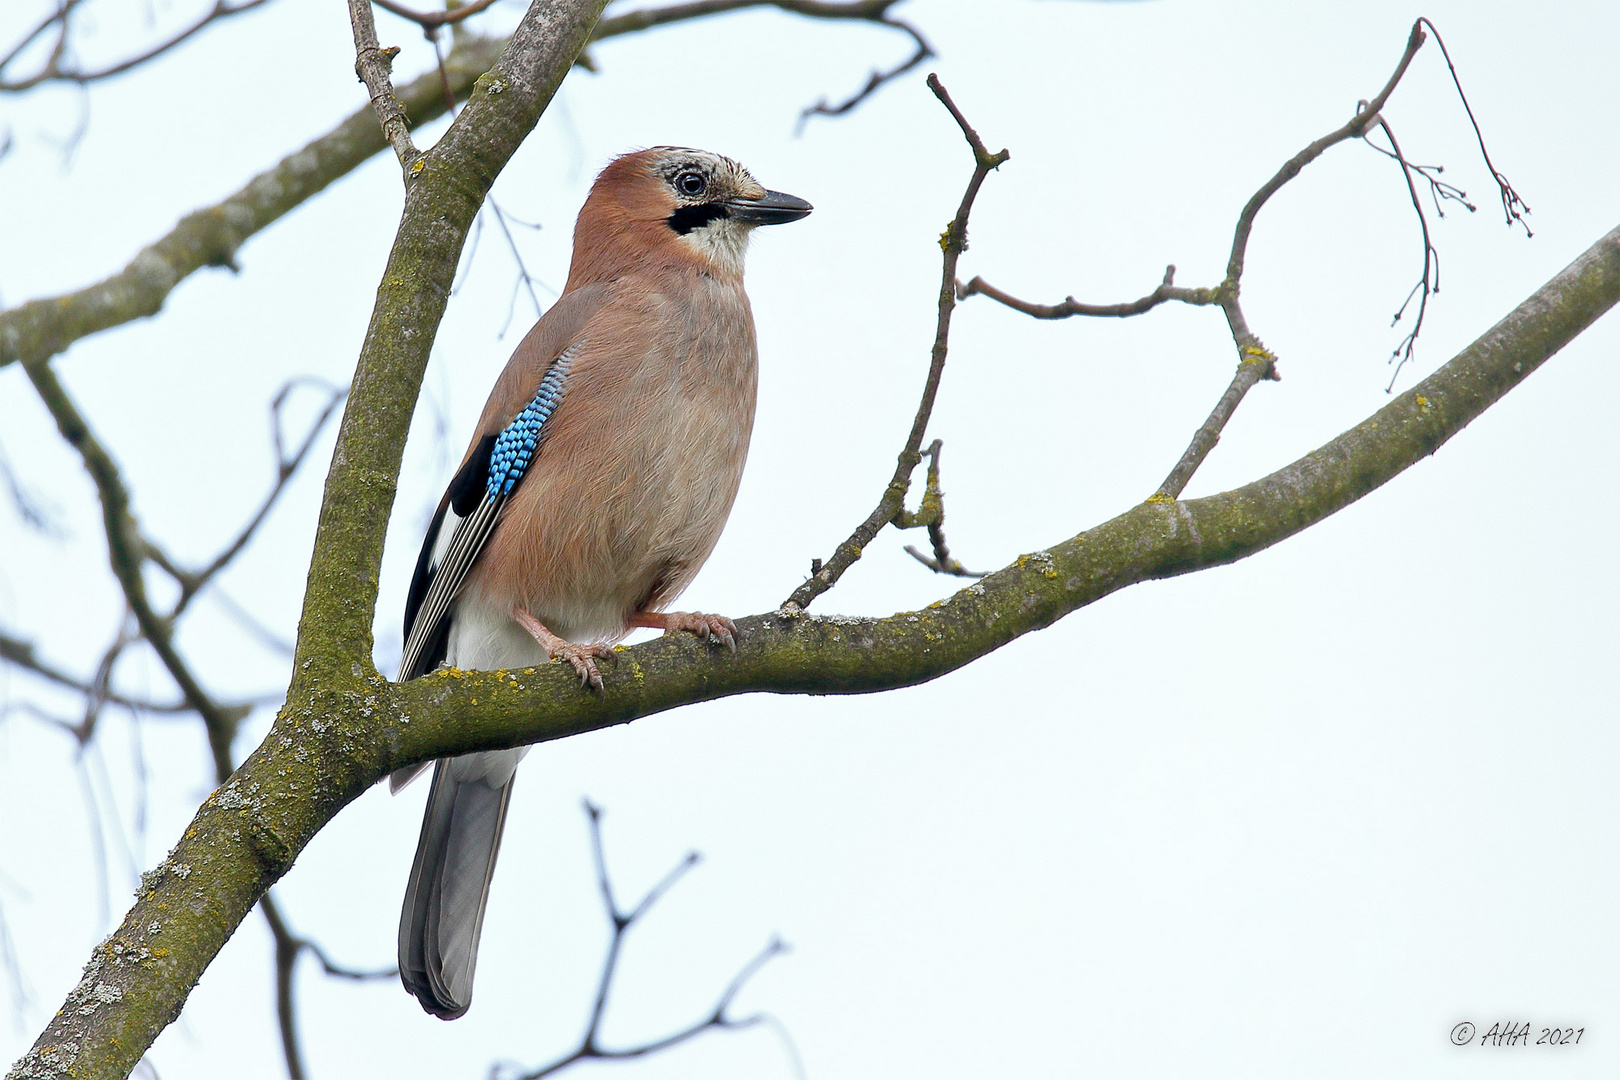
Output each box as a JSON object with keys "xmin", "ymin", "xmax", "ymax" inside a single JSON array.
[
  {"xmin": 629, "ymin": 610, "xmax": 737, "ymax": 651},
  {"xmin": 511, "ymin": 607, "xmax": 616, "ymax": 690}
]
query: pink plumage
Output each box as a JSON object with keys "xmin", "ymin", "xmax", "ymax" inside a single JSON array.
[{"xmin": 394, "ymin": 147, "xmax": 810, "ymax": 1019}]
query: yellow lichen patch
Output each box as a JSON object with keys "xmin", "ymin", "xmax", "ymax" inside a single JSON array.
[
  {"xmin": 1415, "ymin": 395, "xmax": 1433, "ymax": 416},
  {"xmin": 1144, "ymin": 492, "xmax": 1175, "ymax": 504}
]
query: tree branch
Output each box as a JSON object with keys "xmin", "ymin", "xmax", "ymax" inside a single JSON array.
[
  {"xmin": 0, "ymin": 0, "xmax": 275, "ymax": 93},
  {"xmin": 10, "ymin": 14, "xmax": 1611, "ymax": 1079},
  {"xmin": 497, "ymin": 802, "xmax": 787, "ymax": 1079},
  {"xmin": 960, "ymin": 264, "xmax": 1215, "ymax": 319},
  {"xmin": 14, "ymin": 209, "xmax": 1611, "ymax": 1080},
  {"xmin": 349, "ymin": 0, "xmax": 422, "ymax": 173},
  {"xmin": 6, "ymin": 0, "xmax": 609, "ymax": 1069},
  {"xmin": 19, "ymin": 358, "xmax": 246, "ymax": 779},
  {"xmin": 783, "ymin": 73, "xmax": 1007, "ymax": 611},
  {"xmin": 0, "ymin": 630, "xmax": 192, "ymax": 715}
]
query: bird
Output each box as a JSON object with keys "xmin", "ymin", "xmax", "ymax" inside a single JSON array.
[{"xmin": 392, "ymin": 147, "xmax": 811, "ymax": 1020}]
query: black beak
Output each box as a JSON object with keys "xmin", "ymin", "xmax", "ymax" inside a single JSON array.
[{"xmin": 727, "ymin": 189, "xmax": 813, "ymax": 226}]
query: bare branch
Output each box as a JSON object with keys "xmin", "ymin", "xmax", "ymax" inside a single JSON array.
[
  {"xmin": 784, "ymin": 73, "xmax": 1008, "ymax": 611},
  {"xmin": 498, "ymin": 803, "xmax": 788, "ymax": 1080},
  {"xmin": 371, "ymin": 0, "xmax": 505, "ymax": 31},
  {"xmin": 960, "ymin": 264, "xmax": 1215, "ymax": 319},
  {"xmin": 258, "ymin": 891, "xmax": 395, "ymax": 1080},
  {"xmin": 0, "ymin": 434, "xmax": 65, "ymax": 535},
  {"xmin": 164, "ymin": 379, "xmax": 347, "ymax": 620},
  {"xmin": 960, "ymin": 21, "xmax": 1524, "ymax": 495},
  {"xmin": 796, "ymin": 11, "xmax": 932, "ymax": 130},
  {"xmin": 1371, "ymin": 114, "xmax": 1440, "ymax": 390},
  {"xmin": 1415, "ymin": 17, "xmax": 1530, "ymax": 235},
  {"xmin": 1225, "ymin": 19, "xmax": 1428, "ymax": 286},
  {"xmin": 0, "ymin": 629, "xmax": 192, "ymax": 715},
  {"xmin": 426, "ymin": 34, "xmax": 553, "ymax": 336},
  {"xmin": 0, "ymin": 0, "xmax": 276, "ymax": 93},
  {"xmin": 1153, "ymin": 344, "xmax": 1277, "ymax": 500},
  {"xmin": 0, "ymin": 1, "xmax": 934, "ymax": 377},
  {"xmin": 896, "ymin": 440, "xmax": 985, "ymax": 578},
  {"xmin": 349, "ymin": 0, "xmax": 422, "ymax": 173},
  {"xmin": 19, "ymin": 358, "xmax": 244, "ymax": 779}
]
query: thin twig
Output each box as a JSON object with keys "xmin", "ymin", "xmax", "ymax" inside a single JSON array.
[
  {"xmin": 795, "ymin": 12, "xmax": 933, "ymax": 132},
  {"xmin": 1225, "ymin": 20, "xmax": 1428, "ymax": 286},
  {"xmin": 257, "ymin": 891, "xmax": 396, "ymax": 1080},
  {"xmin": 963, "ymin": 22, "xmax": 1436, "ymax": 499},
  {"xmin": 427, "ymin": 35, "xmax": 550, "ymax": 333},
  {"xmin": 0, "ymin": 0, "xmax": 275, "ymax": 92},
  {"xmin": 0, "ymin": 630, "xmax": 193, "ymax": 714},
  {"xmin": 0, "ymin": 885, "xmax": 31, "ymax": 1021},
  {"xmin": 348, "ymin": 0, "xmax": 421, "ymax": 173},
  {"xmin": 1371, "ymin": 115, "xmax": 1440, "ymax": 390},
  {"xmin": 1153, "ymin": 345, "xmax": 1276, "ymax": 500},
  {"xmin": 783, "ymin": 73, "xmax": 1007, "ymax": 611},
  {"xmin": 960, "ymin": 264, "xmax": 1216, "ymax": 319},
  {"xmin": 588, "ymin": 1, "xmax": 932, "ymax": 127},
  {"xmin": 0, "ymin": 435, "xmax": 65, "ymax": 535},
  {"xmin": 1415, "ymin": 17, "xmax": 1530, "ymax": 235},
  {"xmin": 162, "ymin": 379, "xmax": 347, "ymax": 619},
  {"xmin": 371, "ymin": 0, "xmax": 504, "ymax": 31},
  {"xmin": 898, "ymin": 440, "xmax": 985, "ymax": 578},
  {"xmin": 499, "ymin": 802, "xmax": 789, "ymax": 1080},
  {"xmin": 20, "ymin": 358, "xmax": 243, "ymax": 780}
]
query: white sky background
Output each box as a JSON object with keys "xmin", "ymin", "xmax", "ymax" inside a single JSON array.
[{"xmin": 1, "ymin": 0, "xmax": 1618, "ymax": 1076}]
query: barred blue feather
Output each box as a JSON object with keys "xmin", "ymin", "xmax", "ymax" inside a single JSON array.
[{"xmin": 487, "ymin": 352, "xmax": 574, "ymax": 497}]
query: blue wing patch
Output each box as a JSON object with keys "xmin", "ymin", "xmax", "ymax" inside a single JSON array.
[{"xmin": 486, "ymin": 350, "xmax": 575, "ymax": 497}]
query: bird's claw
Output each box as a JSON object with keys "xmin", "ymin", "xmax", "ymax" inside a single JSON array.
[
  {"xmin": 660, "ymin": 611, "xmax": 738, "ymax": 651},
  {"xmin": 552, "ymin": 641, "xmax": 616, "ymax": 691}
]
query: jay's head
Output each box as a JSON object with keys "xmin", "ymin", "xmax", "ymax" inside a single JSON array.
[{"xmin": 567, "ymin": 147, "xmax": 811, "ymax": 286}]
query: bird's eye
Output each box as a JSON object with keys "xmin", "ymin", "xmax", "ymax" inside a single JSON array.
[{"xmin": 676, "ymin": 171, "xmax": 707, "ymax": 197}]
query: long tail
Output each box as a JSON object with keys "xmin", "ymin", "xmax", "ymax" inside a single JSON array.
[{"xmin": 398, "ymin": 750, "xmax": 520, "ymax": 1019}]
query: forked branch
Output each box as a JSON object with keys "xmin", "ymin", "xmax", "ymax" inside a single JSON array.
[
  {"xmin": 494, "ymin": 802, "xmax": 791, "ymax": 1080},
  {"xmin": 784, "ymin": 72, "xmax": 1006, "ymax": 611}
]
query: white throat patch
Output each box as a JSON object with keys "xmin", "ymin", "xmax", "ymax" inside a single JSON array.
[{"xmin": 680, "ymin": 215, "xmax": 752, "ymax": 277}]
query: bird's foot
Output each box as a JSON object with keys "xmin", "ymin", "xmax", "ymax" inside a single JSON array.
[
  {"xmin": 512, "ymin": 608, "xmax": 615, "ymax": 690},
  {"xmin": 630, "ymin": 610, "xmax": 737, "ymax": 651}
]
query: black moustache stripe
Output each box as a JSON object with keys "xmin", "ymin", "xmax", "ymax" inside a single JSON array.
[{"xmin": 666, "ymin": 202, "xmax": 729, "ymax": 235}]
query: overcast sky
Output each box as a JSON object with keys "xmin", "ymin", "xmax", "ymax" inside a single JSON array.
[{"xmin": 2, "ymin": 1, "xmax": 1618, "ymax": 1077}]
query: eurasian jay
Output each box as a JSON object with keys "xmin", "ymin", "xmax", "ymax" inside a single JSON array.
[{"xmin": 393, "ymin": 147, "xmax": 811, "ymax": 1019}]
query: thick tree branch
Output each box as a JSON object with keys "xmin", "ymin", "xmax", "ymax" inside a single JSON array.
[
  {"xmin": 13, "ymin": 215, "xmax": 1612, "ymax": 1080},
  {"xmin": 6, "ymin": 0, "xmax": 609, "ymax": 1069},
  {"xmin": 386, "ymin": 222, "xmax": 1620, "ymax": 760}
]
